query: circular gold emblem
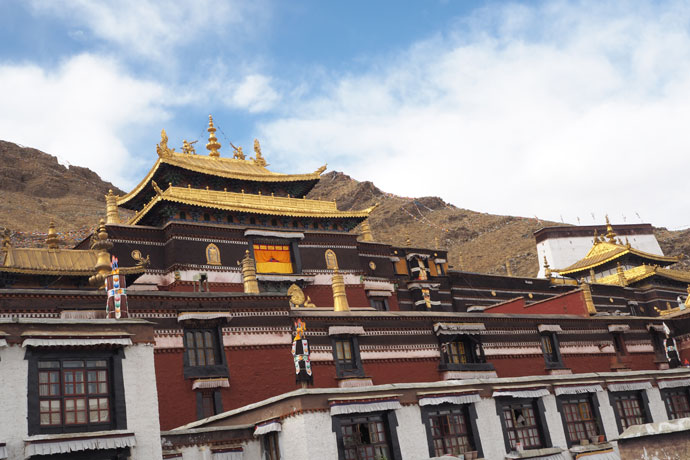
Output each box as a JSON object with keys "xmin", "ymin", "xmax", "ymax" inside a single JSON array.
[{"xmin": 369, "ymin": 261, "xmax": 376, "ymax": 270}]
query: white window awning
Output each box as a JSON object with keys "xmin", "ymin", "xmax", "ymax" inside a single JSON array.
[
  {"xmin": 24, "ymin": 430, "xmax": 135, "ymax": 457},
  {"xmin": 538, "ymin": 324, "xmax": 563, "ymax": 333},
  {"xmin": 647, "ymin": 323, "xmax": 670, "ymax": 334},
  {"xmin": 433, "ymin": 258, "xmax": 447, "ymax": 264},
  {"xmin": 0, "ymin": 338, "xmax": 7, "ymax": 348},
  {"xmin": 328, "ymin": 326, "xmax": 365, "ymax": 336},
  {"xmin": 418, "ymin": 392, "xmax": 481, "ymax": 406},
  {"xmin": 368, "ymin": 290, "xmax": 392, "ymax": 297},
  {"xmin": 607, "ymin": 381, "xmax": 652, "ymax": 392},
  {"xmin": 406, "ymin": 253, "xmax": 430, "ymax": 260},
  {"xmin": 329, "ymin": 395, "xmax": 401, "ymax": 416},
  {"xmin": 433, "ymin": 322, "xmax": 486, "ymax": 336},
  {"xmin": 22, "ymin": 338, "xmax": 132, "ymax": 348},
  {"xmin": 493, "ymin": 388, "xmax": 550, "ymax": 398},
  {"xmin": 254, "ymin": 420, "xmax": 281, "ymax": 437},
  {"xmin": 177, "ymin": 312, "xmax": 232, "ymax": 322},
  {"xmin": 607, "ymin": 324, "xmax": 630, "ymax": 333},
  {"xmin": 554, "ymin": 384, "xmax": 603, "ymax": 396},
  {"xmin": 245, "ymin": 229, "xmax": 304, "ymax": 239},
  {"xmin": 657, "ymin": 378, "xmax": 690, "ymax": 389},
  {"xmin": 192, "ymin": 378, "xmax": 230, "ymax": 390}
]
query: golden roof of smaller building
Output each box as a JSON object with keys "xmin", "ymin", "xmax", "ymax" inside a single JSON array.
[
  {"xmin": 117, "ymin": 154, "xmax": 327, "ymax": 207},
  {"xmin": 555, "ymin": 241, "xmax": 678, "ymax": 275},
  {"xmin": 128, "ymin": 183, "xmax": 375, "ymax": 225},
  {"xmin": 0, "ymin": 247, "xmax": 145, "ymax": 277},
  {"xmin": 596, "ymin": 264, "xmax": 690, "ymax": 286}
]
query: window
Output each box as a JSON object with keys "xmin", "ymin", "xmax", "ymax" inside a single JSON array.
[
  {"xmin": 179, "ymin": 211, "xmax": 186, "ymax": 220},
  {"xmin": 662, "ymin": 389, "xmax": 690, "ymax": 420},
  {"xmin": 501, "ymin": 400, "xmax": 544, "ymax": 451},
  {"xmin": 423, "ymin": 405, "xmax": 477, "ymax": 457},
  {"xmin": 369, "ymin": 297, "xmax": 389, "ymax": 311},
  {"xmin": 559, "ymin": 396, "xmax": 603, "ymax": 445},
  {"xmin": 612, "ymin": 332, "xmax": 627, "ymax": 355},
  {"xmin": 612, "ymin": 392, "xmax": 649, "ymax": 432},
  {"xmin": 183, "ymin": 327, "xmax": 228, "ymax": 379},
  {"xmin": 439, "ymin": 335, "xmax": 492, "ymax": 372},
  {"xmin": 540, "ymin": 333, "xmax": 564, "ymax": 368},
  {"xmin": 335, "ymin": 413, "xmax": 400, "ymax": 460},
  {"xmin": 436, "ymin": 263, "xmax": 446, "ymax": 276},
  {"xmin": 196, "ymin": 390, "xmax": 222, "ymax": 420},
  {"xmin": 253, "ymin": 243, "xmax": 293, "ymax": 274},
  {"xmin": 28, "ymin": 351, "xmax": 127, "ymax": 435},
  {"xmin": 203, "ymin": 213, "xmax": 210, "ymax": 221},
  {"xmin": 332, "ymin": 336, "xmax": 364, "ymax": 378},
  {"xmin": 262, "ymin": 432, "xmax": 281, "ymax": 460}
]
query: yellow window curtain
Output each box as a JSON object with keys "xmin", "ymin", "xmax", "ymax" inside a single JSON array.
[{"xmin": 253, "ymin": 244, "xmax": 293, "ymax": 274}]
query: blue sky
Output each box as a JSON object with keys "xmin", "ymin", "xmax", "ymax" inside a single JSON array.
[{"xmin": 1, "ymin": 0, "xmax": 689, "ymax": 230}]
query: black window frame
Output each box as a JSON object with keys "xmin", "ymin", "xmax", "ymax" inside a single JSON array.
[
  {"xmin": 26, "ymin": 348, "xmax": 128, "ymax": 436},
  {"xmin": 262, "ymin": 431, "xmax": 281, "ymax": 460},
  {"xmin": 331, "ymin": 335, "xmax": 365, "ymax": 379},
  {"xmin": 539, "ymin": 332, "xmax": 565, "ymax": 369},
  {"xmin": 182, "ymin": 324, "xmax": 229, "ymax": 379},
  {"xmin": 555, "ymin": 394, "xmax": 605, "ymax": 447},
  {"xmin": 420, "ymin": 403, "xmax": 483, "ymax": 458},
  {"xmin": 368, "ymin": 297, "xmax": 389, "ymax": 311},
  {"xmin": 496, "ymin": 398, "xmax": 551, "ymax": 453},
  {"xmin": 661, "ymin": 387, "xmax": 690, "ymax": 420},
  {"xmin": 438, "ymin": 334, "xmax": 494, "ymax": 372},
  {"xmin": 196, "ymin": 389, "xmax": 223, "ymax": 420},
  {"xmin": 331, "ymin": 411, "xmax": 402, "ymax": 460},
  {"xmin": 610, "ymin": 391, "xmax": 651, "ymax": 434}
]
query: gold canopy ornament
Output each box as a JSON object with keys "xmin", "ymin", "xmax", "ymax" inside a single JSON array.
[
  {"xmin": 206, "ymin": 115, "xmax": 221, "ymax": 157},
  {"xmin": 240, "ymin": 250, "xmax": 259, "ymax": 294},
  {"xmin": 253, "ymin": 139, "xmax": 267, "ymax": 167},
  {"xmin": 604, "ymin": 215, "xmax": 617, "ymax": 243},
  {"xmin": 156, "ymin": 129, "xmax": 174, "ymax": 158},
  {"xmin": 89, "ymin": 219, "xmax": 114, "ymax": 286},
  {"xmin": 359, "ymin": 219, "xmax": 374, "ymax": 242},
  {"xmin": 45, "ymin": 221, "xmax": 59, "ymax": 249},
  {"xmin": 105, "ymin": 189, "xmax": 121, "ymax": 224}
]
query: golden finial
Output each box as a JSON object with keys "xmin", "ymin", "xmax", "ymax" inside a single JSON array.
[
  {"xmin": 605, "ymin": 215, "xmax": 617, "ymax": 243},
  {"xmin": 206, "ymin": 115, "xmax": 221, "ymax": 157},
  {"xmin": 232, "ymin": 145, "xmax": 245, "ymax": 160},
  {"xmin": 315, "ymin": 164, "xmax": 327, "ymax": 175},
  {"xmin": 360, "ymin": 219, "xmax": 374, "ymax": 242},
  {"xmin": 240, "ymin": 250, "xmax": 259, "ymax": 294},
  {"xmin": 253, "ymin": 139, "xmax": 267, "ymax": 166},
  {"xmin": 592, "ymin": 229, "xmax": 600, "ymax": 244},
  {"xmin": 1, "ymin": 228, "xmax": 10, "ymax": 250},
  {"xmin": 156, "ymin": 129, "xmax": 174, "ymax": 157},
  {"xmin": 331, "ymin": 267, "xmax": 350, "ymax": 312},
  {"xmin": 89, "ymin": 219, "xmax": 114, "ymax": 286},
  {"xmin": 45, "ymin": 220, "xmax": 59, "ymax": 249},
  {"xmin": 625, "ymin": 237, "xmax": 631, "ymax": 247},
  {"xmin": 543, "ymin": 256, "xmax": 552, "ymax": 279},
  {"xmin": 105, "ymin": 189, "xmax": 121, "ymax": 224}
]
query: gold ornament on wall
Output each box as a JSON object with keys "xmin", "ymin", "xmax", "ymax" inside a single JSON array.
[{"xmin": 206, "ymin": 243, "xmax": 221, "ymax": 265}]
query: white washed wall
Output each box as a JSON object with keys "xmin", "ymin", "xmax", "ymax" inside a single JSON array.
[{"xmin": 0, "ymin": 345, "xmax": 29, "ymax": 460}]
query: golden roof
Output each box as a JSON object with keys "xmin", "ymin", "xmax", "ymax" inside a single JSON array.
[
  {"xmin": 0, "ymin": 247, "xmax": 144, "ymax": 277},
  {"xmin": 117, "ymin": 153, "xmax": 327, "ymax": 207},
  {"xmin": 596, "ymin": 264, "xmax": 690, "ymax": 286},
  {"xmin": 128, "ymin": 183, "xmax": 375, "ymax": 225},
  {"xmin": 555, "ymin": 240, "xmax": 678, "ymax": 275}
]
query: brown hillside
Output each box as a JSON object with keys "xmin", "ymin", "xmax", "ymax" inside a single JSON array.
[{"xmin": 1, "ymin": 141, "xmax": 687, "ymax": 276}]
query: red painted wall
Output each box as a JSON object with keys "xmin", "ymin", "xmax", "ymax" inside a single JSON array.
[
  {"xmin": 485, "ymin": 290, "xmax": 589, "ymax": 317},
  {"xmin": 303, "ymin": 285, "xmax": 370, "ymax": 309}
]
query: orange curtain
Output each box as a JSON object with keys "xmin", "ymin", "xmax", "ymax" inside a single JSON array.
[{"xmin": 253, "ymin": 244, "xmax": 293, "ymax": 274}]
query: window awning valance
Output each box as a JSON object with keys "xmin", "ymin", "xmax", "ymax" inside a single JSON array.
[
  {"xmin": 329, "ymin": 395, "xmax": 401, "ymax": 416},
  {"xmin": 328, "ymin": 326, "xmax": 365, "ymax": 336},
  {"xmin": 554, "ymin": 384, "xmax": 603, "ymax": 396},
  {"xmin": 607, "ymin": 381, "xmax": 651, "ymax": 392},
  {"xmin": 647, "ymin": 323, "xmax": 669, "ymax": 333},
  {"xmin": 245, "ymin": 229, "xmax": 304, "ymax": 239},
  {"xmin": 538, "ymin": 324, "xmax": 563, "ymax": 333},
  {"xmin": 24, "ymin": 430, "xmax": 135, "ymax": 457},
  {"xmin": 492, "ymin": 388, "xmax": 550, "ymax": 398},
  {"xmin": 211, "ymin": 447, "xmax": 243, "ymax": 460},
  {"xmin": 658, "ymin": 378, "xmax": 690, "ymax": 389},
  {"xmin": 177, "ymin": 312, "xmax": 232, "ymax": 322},
  {"xmin": 254, "ymin": 420, "xmax": 281, "ymax": 436},
  {"xmin": 406, "ymin": 253, "xmax": 430, "ymax": 260},
  {"xmin": 192, "ymin": 378, "xmax": 230, "ymax": 390},
  {"xmin": 433, "ymin": 322, "xmax": 486, "ymax": 336},
  {"xmin": 22, "ymin": 338, "xmax": 132, "ymax": 348},
  {"xmin": 418, "ymin": 392, "xmax": 481, "ymax": 406},
  {"xmin": 607, "ymin": 324, "xmax": 630, "ymax": 333}
]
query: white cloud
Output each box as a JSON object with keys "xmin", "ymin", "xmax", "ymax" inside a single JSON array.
[
  {"xmin": 0, "ymin": 54, "xmax": 170, "ymax": 189},
  {"xmin": 28, "ymin": 0, "xmax": 259, "ymax": 60},
  {"xmin": 258, "ymin": 0, "xmax": 690, "ymax": 229},
  {"xmin": 225, "ymin": 74, "xmax": 280, "ymax": 113}
]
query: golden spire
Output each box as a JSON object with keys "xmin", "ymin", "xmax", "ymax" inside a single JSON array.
[
  {"xmin": 206, "ymin": 115, "xmax": 221, "ymax": 157},
  {"xmin": 45, "ymin": 220, "xmax": 59, "ymax": 249},
  {"xmin": 605, "ymin": 215, "xmax": 617, "ymax": 243},
  {"xmin": 89, "ymin": 219, "xmax": 114, "ymax": 287},
  {"xmin": 359, "ymin": 219, "xmax": 374, "ymax": 242},
  {"xmin": 543, "ymin": 256, "xmax": 552, "ymax": 279},
  {"xmin": 331, "ymin": 268, "xmax": 350, "ymax": 311},
  {"xmin": 105, "ymin": 189, "xmax": 121, "ymax": 224},
  {"xmin": 240, "ymin": 250, "xmax": 260, "ymax": 294}
]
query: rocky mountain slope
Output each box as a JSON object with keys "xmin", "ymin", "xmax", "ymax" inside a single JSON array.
[{"xmin": 1, "ymin": 141, "xmax": 687, "ymax": 276}]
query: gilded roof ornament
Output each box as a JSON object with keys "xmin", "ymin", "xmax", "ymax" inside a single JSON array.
[
  {"xmin": 604, "ymin": 215, "xmax": 617, "ymax": 243},
  {"xmin": 253, "ymin": 139, "xmax": 267, "ymax": 167},
  {"xmin": 232, "ymin": 145, "xmax": 246, "ymax": 160},
  {"xmin": 543, "ymin": 256, "xmax": 552, "ymax": 279},
  {"xmin": 206, "ymin": 115, "xmax": 221, "ymax": 157},
  {"xmin": 1, "ymin": 228, "xmax": 11, "ymax": 250},
  {"xmin": 315, "ymin": 164, "xmax": 327, "ymax": 175},
  {"xmin": 45, "ymin": 221, "xmax": 59, "ymax": 249},
  {"xmin": 105, "ymin": 189, "xmax": 121, "ymax": 224},
  {"xmin": 151, "ymin": 180, "xmax": 163, "ymax": 196},
  {"xmin": 89, "ymin": 219, "xmax": 114, "ymax": 284},
  {"xmin": 182, "ymin": 140, "xmax": 197, "ymax": 155},
  {"xmin": 156, "ymin": 129, "xmax": 175, "ymax": 158}
]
